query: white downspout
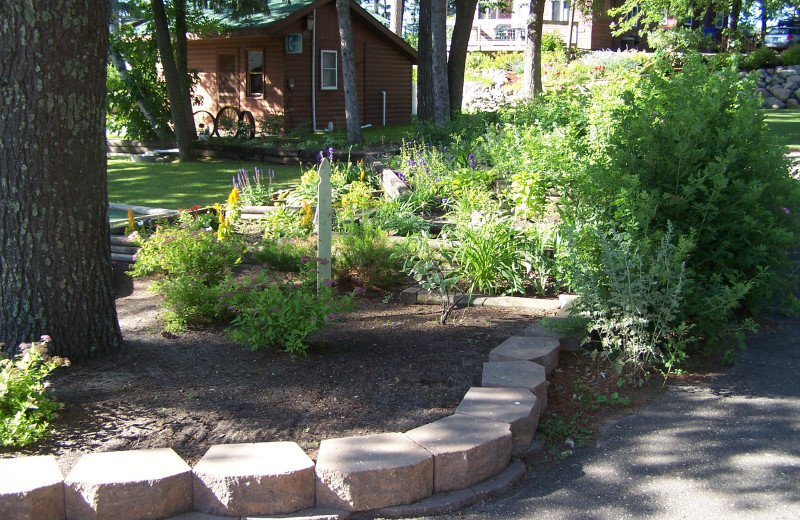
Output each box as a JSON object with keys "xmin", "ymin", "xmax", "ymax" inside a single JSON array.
[
  {"xmin": 381, "ymin": 91, "xmax": 386, "ymax": 127},
  {"xmin": 311, "ymin": 9, "xmax": 319, "ymax": 131}
]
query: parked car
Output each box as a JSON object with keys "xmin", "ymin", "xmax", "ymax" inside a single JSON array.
[{"xmin": 764, "ymin": 26, "xmax": 800, "ymax": 50}]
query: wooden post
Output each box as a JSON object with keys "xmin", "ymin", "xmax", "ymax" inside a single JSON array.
[{"xmin": 316, "ymin": 158, "xmax": 333, "ymax": 289}]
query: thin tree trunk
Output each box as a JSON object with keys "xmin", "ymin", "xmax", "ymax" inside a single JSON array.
[
  {"xmin": 567, "ymin": 3, "xmax": 576, "ymax": 59},
  {"xmin": 0, "ymin": 0, "xmax": 122, "ymax": 359},
  {"xmin": 522, "ymin": 0, "xmax": 546, "ymax": 98},
  {"xmin": 761, "ymin": 1, "xmax": 768, "ymax": 42},
  {"xmin": 391, "ymin": 0, "xmax": 405, "ymax": 35},
  {"xmin": 430, "ymin": 0, "xmax": 450, "ymax": 123},
  {"xmin": 448, "ymin": 0, "xmax": 479, "ymax": 116},
  {"xmin": 151, "ymin": 0, "xmax": 194, "ymax": 161},
  {"xmin": 337, "ymin": 0, "xmax": 363, "ymax": 144},
  {"xmin": 174, "ymin": 0, "xmax": 196, "ymax": 141},
  {"xmin": 417, "ymin": 0, "xmax": 433, "ymax": 121}
]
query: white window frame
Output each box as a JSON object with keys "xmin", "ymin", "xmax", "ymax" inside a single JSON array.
[
  {"xmin": 246, "ymin": 49, "xmax": 264, "ymax": 98},
  {"xmin": 321, "ymin": 50, "xmax": 338, "ymax": 91}
]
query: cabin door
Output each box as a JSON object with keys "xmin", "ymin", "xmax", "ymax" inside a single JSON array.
[{"xmin": 217, "ymin": 54, "xmax": 238, "ymax": 108}]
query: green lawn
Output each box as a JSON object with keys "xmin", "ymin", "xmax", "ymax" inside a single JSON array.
[
  {"xmin": 107, "ymin": 157, "xmax": 303, "ymax": 209},
  {"xmin": 763, "ymin": 110, "xmax": 800, "ymax": 151}
]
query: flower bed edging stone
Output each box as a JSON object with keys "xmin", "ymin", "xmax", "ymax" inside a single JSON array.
[{"xmin": 0, "ymin": 307, "xmax": 578, "ymax": 520}]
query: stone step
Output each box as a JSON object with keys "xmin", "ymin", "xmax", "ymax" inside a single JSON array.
[
  {"xmin": 192, "ymin": 442, "xmax": 315, "ymax": 517},
  {"xmin": 454, "ymin": 386, "xmax": 539, "ymax": 454},
  {"xmin": 64, "ymin": 448, "xmax": 192, "ymax": 520},
  {"xmin": 482, "ymin": 360, "xmax": 548, "ymax": 412},
  {"xmin": 0, "ymin": 455, "xmax": 64, "ymax": 520},
  {"xmin": 488, "ymin": 336, "xmax": 561, "ymax": 375},
  {"xmin": 523, "ymin": 319, "xmax": 582, "ymax": 352},
  {"xmin": 315, "ymin": 432, "xmax": 434, "ymax": 511},
  {"xmin": 404, "ymin": 414, "xmax": 512, "ymax": 493}
]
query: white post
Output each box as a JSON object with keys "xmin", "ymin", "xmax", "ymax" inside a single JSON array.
[{"xmin": 316, "ymin": 158, "xmax": 333, "ymax": 289}]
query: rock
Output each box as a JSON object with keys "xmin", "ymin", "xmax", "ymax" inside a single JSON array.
[
  {"xmin": 784, "ymin": 81, "xmax": 800, "ymax": 92},
  {"xmin": 787, "ymin": 98, "xmax": 800, "ymax": 109},
  {"xmin": 0, "ymin": 455, "xmax": 64, "ymax": 520},
  {"xmin": 787, "ymin": 74, "xmax": 800, "ymax": 84},
  {"xmin": 771, "ymin": 87, "xmax": 793, "ymax": 102},
  {"xmin": 763, "ymin": 96, "xmax": 787, "ymax": 109},
  {"xmin": 754, "ymin": 87, "xmax": 770, "ymax": 100}
]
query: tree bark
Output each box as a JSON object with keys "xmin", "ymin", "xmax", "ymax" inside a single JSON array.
[
  {"xmin": 337, "ymin": 0, "xmax": 363, "ymax": 144},
  {"xmin": 0, "ymin": 0, "xmax": 122, "ymax": 359},
  {"xmin": 417, "ymin": 0, "xmax": 433, "ymax": 121},
  {"xmin": 174, "ymin": 0, "xmax": 196, "ymax": 141},
  {"xmin": 430, "ymin": 0, "xmax": 450, "ymax": 123},
  {"xmin": 522, "ymin": 0, "xmax": 546, "ymax": 98},
  {"xmin": 448, "ymin": 0, "xmax": 479, "ymax": 116},
  {"xmin": 390, "ymin": 0, "xmax": 405, "ymax": 35},
  {"xmin": 151, "ymin": 0, "xmax": 195, "ymax": 161}
]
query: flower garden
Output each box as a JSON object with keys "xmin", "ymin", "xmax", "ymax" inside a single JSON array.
[{"xmin": 5, "ymin": 50, "xmax": 800, "ymax": 449}]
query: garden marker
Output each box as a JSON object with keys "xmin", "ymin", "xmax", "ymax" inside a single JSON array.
[{"xmin": 316, "ymin": 158, "xmax": 333, "ymax": 289}]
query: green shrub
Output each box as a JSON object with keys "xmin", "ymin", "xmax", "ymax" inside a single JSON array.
[
  {"xmin": 250, "ymin": 238, "xmax": 316, "ymax": 272},
  {"xmin": 541, "ymin": 30, "xmax": 566, "ymax": 54},
  {"xmin": 154, "ymin": 274, "xmax": 230, "ymax": 332},
  {"xmin": 333, "ymin": 220, "xmax": 406, "ymax": 290},
  {"xmin": 743, "ymin": 47, "xmax": 780, "ymax": 69},
  {"xmin": 261, "ymin": 207, "xmax": 310, "ymax": 240},
  {"xmin": 224, "ymin": 260, "xmax": 358, "ymax": 357},
  {"xmin": 371, "ymin": 199, "xmax": 431, "ymax": 236},
  {"xmin": 130, "ymin": 225, "xmax": 246, "ymax": 284},
  {"xmin": 781, "ymin": 44, "xmax": 800, "ymax": 66},
  {"xmin": 0, "ymin": 337, "xmax": 68, "ymax": 447}
]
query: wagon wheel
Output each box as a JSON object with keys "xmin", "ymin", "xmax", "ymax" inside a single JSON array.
[
  {"xmin": 215, "ymin": 106, "xmax": 241, "ymax": 138},
  {"xmin": 237, "ymin": 110, "xmax": 256, "ymax": 140},
  {"xmin": 193, "ymin": 110, "xmax": 216, "ymax": 138}
]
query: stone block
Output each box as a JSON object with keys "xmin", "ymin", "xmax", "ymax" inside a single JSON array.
[
  {"xmin": 488, "ymin": 336, "xmax": 560, "ymax": 374},
  {"xmin": 0, "ymin": 455, "xmax": 64, "ymax": 520},
  {"xmin": 405, "ymin": 414, "xmax": 511, "ymax": 493},
  {"xmin": 193, "ymin": 442, "xmax": 315, "ymax": 516},
  {"xmin": 523, "ymin": 318, "xmax": 582, "ymax": 352},
  {"xmin": 482, "ymin": 361, "xmax": 548, "ymax": 411},
  {"xmin": 455, "ymin": 387, "xmax": 539, "ymax": 454},
  {"xmin": 64, "ymin": 448, "xmax": 192, "ymax": 520},
  {"xmin": 315, "ymin": 432, "xmax": 433, "ymax": 511}
]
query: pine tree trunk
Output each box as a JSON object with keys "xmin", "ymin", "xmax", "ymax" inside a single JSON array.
[
  {"xmin": 390, "ymin": 0, "xmax": 405, "ymax": 35},
  {"xmin": 0, "ymin": 0, "xmax": 122, "ymax": 360},
  {"xmin": 337, "ymin": 0, "xmax": 363, "ymax": 145},
  {"xmin": 417, "ymin": 0, "xmax": 433, "ymax": 121},
  {"xmin": 448, "ymin": 0, "xmax": 479, "ymax": 116},
  {"xmin": 522, "ymin": 0, "xmax": 546, "ymax": 98},
  {"xmin": 174, "ymin": 0, "xmax": 197, "ymax": 142},
  {"xmin": 151, "ymin": 0, "xmax": 194, "ymax": 161},
  {"xmin": 430, "ymin": 0, "xmax": 450, "ymax": 123}
]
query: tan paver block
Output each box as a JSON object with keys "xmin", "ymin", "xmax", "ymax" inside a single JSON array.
[
  {"xmin": 455, "ymin": 387, "xmax": 539, "ymax": 454},
  {"xmin": 193, "ymin": 441, "xmax": 315, "ymax": 516},
  {"xmin": 405, "ymin": 414, "xmax": 512, "ymax": 493},
  {"xmin": 0, "ymin": 455, "xmax": 64, "ymax": 520},
  {"xmin": 488, "ymin": 336, "xmax": 560, "ymax": 374},
  {"xmin": 315, "ymin": 432, "xmax": 433, "ymax": 511},
  {"xmin": 523, "ymin": 319, "xmax": 583, "ymax": 352},
  {"xmin": 64, "ymin": 448, "xmax": 192, "ymax": 520},
  {"xmin": 482, "ymin": 361, "xmax": 548, "ymax": 411}
]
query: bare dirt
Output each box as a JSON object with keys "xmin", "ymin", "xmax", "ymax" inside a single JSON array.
[{"xmin": 1, "ymin": 264, "xmax": 668, "ymax": 476}]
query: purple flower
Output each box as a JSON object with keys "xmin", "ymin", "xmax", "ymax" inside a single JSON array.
[
  {"xmin": 441, "ymin": 197, "xmax": 448, "ymax": 205},
  {"xmin": 317, "ymin": 150, "xmax": 323, "ymax": 162},
  {"xmin": 40, "ymin": 335, "xmax": 52, "ymax": 343},
  {"xmin": 354, "ymin": 286, "xmax": 366, "ymax": 296},
  {"xmin": 324, "ymin": 279, "xmax": 336, "ymax": 287},
  {"xmin": 448, "ymin": 154, "xmax": 454, "ymax": 159},
  {"xmin": 300, "ymin": 255, "xmax": 310, "ymax": 265},
  {"xmin": 317, "ymin": 257, "xmax": 330, "ymax": 266},
  {"xmin": 327, "ymin": 147, "xmax": 334, "ymax": 160},
  {"xmin": 783, "ymin": 207, "xmax": 791, "ymax": 215},
  {"xmin": 324, "ymin": 313, "xmax": 341, "ymax": 323},
  {"xmin": 396, "ymin": 172, "xmax": 406, "ymax": 181}
]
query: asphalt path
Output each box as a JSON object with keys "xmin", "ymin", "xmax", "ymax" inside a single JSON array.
[{"xmin": 380, "ymin": 295, "xmax": 800, "ymax": 519}]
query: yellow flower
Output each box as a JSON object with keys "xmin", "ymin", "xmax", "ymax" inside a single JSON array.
[
  {"xmin": 127, "ymin": 207, "xmax": 135, "ymax": 229},
  {"xmin": 228, "ymin": 186, "xmax": 239, "ymax": 205}
]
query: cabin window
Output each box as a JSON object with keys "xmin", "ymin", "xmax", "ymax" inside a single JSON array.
[
  {"xmin": 549, "ymin": 0, "xmax": 570, "ymax": 22},
  {"xmin": 247, "ymin": 50, "xmax": 264, "ymax": 97},
  {"xmin": 321, "ymin": 50, "xmax": 338, "ymax": 90}
]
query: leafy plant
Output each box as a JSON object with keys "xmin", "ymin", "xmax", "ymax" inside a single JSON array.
[
  {"xmin": 537, "ymin": 411, "xmax": 592, "ymax": 459},
  {"xmin": 0, "ymin": 337, "xmax": 68, "ymax": 447},
  {"xmin": 129, "ymin": 225, "xmax": 246, "ymax": 285},
  {"xmin": 742, "ymin": 46, "xmax": 780, "ymax": 69},
  {"xmin": 403, "ymin": 232, "xmax": 466, "ymax": 325},
  {"xmin": 224, "ymin": 259, "xmax": 359, "ymax": 356},
  {"xmin": 250, "ymin": 238, "xmax": 316, "ymax": 272},
  {"xmin": 333, "ymin": 220, "xmax": 406, "ymax": 290},
  {"xmin": 260, "ymin": 207, "xmax": 310, "ymax": 240},
  {"xmin": 234, "ymin": 167, "xmax": 275, "ymax": 206},
  {"xmin": 154, "ymin": 274, "xmax": 230, "ymax": 332}
]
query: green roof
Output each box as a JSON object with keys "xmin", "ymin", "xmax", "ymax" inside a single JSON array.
[{"xmin": 200, "ymin": 0, "xmax": 316, "ymax": 30}]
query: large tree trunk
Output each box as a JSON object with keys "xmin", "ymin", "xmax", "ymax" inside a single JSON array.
[
  {"xmin": 417, "ymin": 0, "xmax": 433, "ymax": 121},
  {"xmin": 337, "ymin": 0, "xmax": 363, "ymax": 144},
  {"xmin": 390, "ymin": 0, "xmax": 405, "ymax": 35},
  {"xmin": 448, "ymin": 0, "xmax": 479, "ymax": 116},
  {"xmin": 522, "ymin": 0, "xmax": 546, "ymax": 98},
  {"xmin": 151, "ymin": 0, "xmax": 195, "ymax": 161},
  {"xmin": 0, "ymin": 0, "xmax": 122, "ymax": 360},
  {"xmin": 430, "ymin": 0, "xmax": 450, "ymax": 123}
]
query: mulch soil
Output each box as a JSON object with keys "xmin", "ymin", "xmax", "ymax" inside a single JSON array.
[{"xmin": 1, "ymin": 263, "xmax": 671, "ymax": 476}]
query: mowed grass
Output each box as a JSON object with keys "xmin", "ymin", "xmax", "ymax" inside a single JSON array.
[
  {"xmin": 107, "ymin": 157, "xmax": 303, "ymax": 209},
  {"xmin": 763, "ymin": 110, "xmax": 800, "ymax": 151}
]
